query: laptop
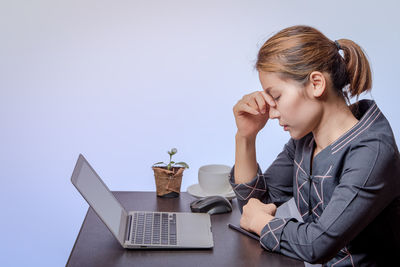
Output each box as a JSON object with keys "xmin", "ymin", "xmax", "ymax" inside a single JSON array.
[{"xmin": 71, "ymin": 154, "xmax": 214, "ymax": 249}]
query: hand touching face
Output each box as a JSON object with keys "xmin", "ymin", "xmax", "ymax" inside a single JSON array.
[{"xmin": 233, "ymin": 91, "xmax": 276, "ymax": 139}]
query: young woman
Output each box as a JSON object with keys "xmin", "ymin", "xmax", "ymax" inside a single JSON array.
[{"xmin": 230, "ymin": 25, "xmax": 400, "ymax": 266}]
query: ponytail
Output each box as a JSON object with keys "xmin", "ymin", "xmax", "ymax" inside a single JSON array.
[{"xmin": 336, "ymin": 39, "xmax": 372, "ymax": 98}]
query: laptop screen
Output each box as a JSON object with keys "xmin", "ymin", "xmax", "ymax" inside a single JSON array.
[{"xmin": 72, "ymin": 156, "xmax": 126, "ymax": 241}]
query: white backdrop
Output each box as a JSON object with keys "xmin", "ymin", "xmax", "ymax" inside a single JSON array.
[{"xmin": 1, "ymin": 0, "xmax": 399, "ymax": 266}]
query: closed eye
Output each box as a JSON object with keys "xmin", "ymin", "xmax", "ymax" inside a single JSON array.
[{"xmin": 274, "ymin": 96, "xmax": 280, "ymax": 101}]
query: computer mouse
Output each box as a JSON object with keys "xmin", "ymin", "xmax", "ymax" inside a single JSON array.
[{"xmin": 190, "ymin": 195, "xmax": 232, "ymax": 215}]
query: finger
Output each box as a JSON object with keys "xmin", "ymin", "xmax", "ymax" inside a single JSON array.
[
  {"xmin": 261, "ymin": 91, "xmax": 276, "ymax": 107},
  {"xmin": 234, "ymin": 101, "xmax": 259, "ymax": 116},
  {"xmin": 264, "ymin": 203, "xmax": 277, "ymax": 215},
  {"xmin": 239, "ymin": 217, "xmax": 246, "ymax": 230},
  {"xmin": 239, "ymin": 103, "xmax": 260, "ymax": 115},
  {"xmin": 248, "ymin": 197, "xmax": 261, "ymax": 204},
  {"xmin": 246, "ymin": 97, "xmax": 259, "ymax": 110},
  {"xmin": 240, "ymin": 215, "xmax": 250, "ymax": 231},
  {"xmin": 254, "ymin": 93, "xmax": 268, "ymax": 114}
]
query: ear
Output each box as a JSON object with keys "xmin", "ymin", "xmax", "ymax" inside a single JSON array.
[{"xmin": 308, "ymin": 71, "xmax": 326, "ymax": 98}]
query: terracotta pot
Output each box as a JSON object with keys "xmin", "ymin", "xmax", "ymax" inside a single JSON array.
[{"xmin": 152, "ymin": 166, "xmax": 184, "ymax": 198}]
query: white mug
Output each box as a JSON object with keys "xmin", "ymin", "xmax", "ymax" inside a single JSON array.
[{"xmin": 198, "ymin": 164, "xmax": 232, "ymax": 195}]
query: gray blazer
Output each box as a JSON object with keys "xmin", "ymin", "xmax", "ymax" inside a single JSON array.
[{"xmin": 230, "ymin": 100, "xmax": 400, "ymax": 266}]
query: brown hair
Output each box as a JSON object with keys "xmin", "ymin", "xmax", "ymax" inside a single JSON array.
[{"xmin": 255, "ymin": 25, "xmax": 372, "ymax": 100}]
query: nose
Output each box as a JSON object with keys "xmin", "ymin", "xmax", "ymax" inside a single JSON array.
[{"xmin": 269, "ymin": 106, "xmax": 280, "ymax": 120}]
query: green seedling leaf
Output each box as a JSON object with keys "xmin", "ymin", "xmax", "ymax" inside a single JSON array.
[{"xmin": 175, "ymin": 162, "xmax": 189, "ymax": 169}]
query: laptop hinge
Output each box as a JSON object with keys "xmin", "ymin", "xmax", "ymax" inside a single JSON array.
[{"xmin": 125, "ymin": 214, "xmax": 132, "ymax": 242}]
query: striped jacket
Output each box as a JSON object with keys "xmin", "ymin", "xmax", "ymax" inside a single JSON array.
[{"xmin": 230, "ymin": 100, "xmax": 400, "ymax": 266}]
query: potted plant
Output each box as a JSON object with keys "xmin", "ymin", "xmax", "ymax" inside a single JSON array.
[{"xmin": 152, "ymin": 148, "xmax": 189, "ymax": 198}]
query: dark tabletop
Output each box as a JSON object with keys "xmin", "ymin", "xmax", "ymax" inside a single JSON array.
[{"xmin": 67, "ymin": 191, "xmax": 304, "ymax": 267}]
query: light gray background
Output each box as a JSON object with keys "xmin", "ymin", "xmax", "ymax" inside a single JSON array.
[{"xmin": 1, "ymin": 1, "xmax": 399, "ymax": 266}]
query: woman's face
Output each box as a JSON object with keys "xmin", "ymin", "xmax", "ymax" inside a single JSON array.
[{"xmin": 258, "ymin": 71, "xmax": 322, "ymax": 140}]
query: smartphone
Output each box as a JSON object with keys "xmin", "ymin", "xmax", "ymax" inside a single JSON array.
[{"xmin": 228, "ymin": 223, "xmax": 260, "ymax": 241}]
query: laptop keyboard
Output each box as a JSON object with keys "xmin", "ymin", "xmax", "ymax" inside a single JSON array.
[{"xmin": 130, "ymin": 212, "xmax": 177, "ymax": 246}]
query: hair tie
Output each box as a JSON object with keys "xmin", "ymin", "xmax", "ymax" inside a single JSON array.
[{"xmin": 334, "ymin": 40, "xmax": 341, "ymax": 50}]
